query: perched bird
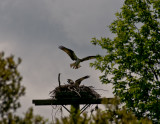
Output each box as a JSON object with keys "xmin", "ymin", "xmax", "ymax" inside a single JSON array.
[
  {"xmin": 59, "ymin": 45, "xmax": 97, "ymax": 69},
  {"xmin": 74, "ymin": 75, "xmax": 90, "ymax": 86},
  {"xmin": 67, "ymin": 79, "xmax": 74, "ymax": 85}
]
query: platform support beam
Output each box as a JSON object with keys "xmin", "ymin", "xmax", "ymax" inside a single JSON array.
[
  {"xmin": 71, "ymin": 104, "xmax": 80, "ymax": 124},
  {"xmin": 32, "ymin": 98, "xmax": 113, "ymax": 116}
]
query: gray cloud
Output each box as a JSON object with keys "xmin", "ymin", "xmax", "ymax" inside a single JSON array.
[{"xmin": 0, "ymin": 0, "xmax": 124, "ymax": 120}]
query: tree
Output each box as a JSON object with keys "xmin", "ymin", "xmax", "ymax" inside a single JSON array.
[
  {"xmin": 91, "ymin": 0, "xmax": 160, "ymax": 122},
  {"xmin": 0, "ymin": 52, "xmax": 25, "ymax": 119},
  {"xmin": 0, "ymin": 52, "xmax": 49, "ymax": 123},
  {"xmin": 1, "ymin": 107, "xmax": 49, "ymax": 124}
]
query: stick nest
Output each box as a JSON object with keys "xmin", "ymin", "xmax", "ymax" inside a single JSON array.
[{"xmin": 49, "ymin": 84, "xmax": 100, "ymax": 100}]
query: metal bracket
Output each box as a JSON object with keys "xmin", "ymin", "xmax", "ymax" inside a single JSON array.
[{"xmin": 61, "ymin": 104, "xmax": 91, "ymax": 114}]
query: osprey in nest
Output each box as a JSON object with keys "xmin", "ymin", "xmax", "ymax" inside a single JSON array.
[
  {"xmin": 59, "ymin": 45, "xmax": 98, "ymax": 69},
  {"xmin": 67, "ymin": 75, "xmax": 90, "ymax": 86}
]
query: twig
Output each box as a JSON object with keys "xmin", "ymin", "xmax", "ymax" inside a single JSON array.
[
  {"xmin": 133, "ymin": 23, "xmax": 140, "ymax": 35},
  {"xmin": 73, "ymin": 87, "xmax": 81, "ymax": 97},
  {"xmin": 58, "ymin": 73, "xmax": 61, "ymax": 87},
  {"xmin": 68, "ymin": 86, "xmax": 81, "ymax": 97},
  {"xmin": 94, "ymin": 89, "xmax": 108, "ymax": 91}
]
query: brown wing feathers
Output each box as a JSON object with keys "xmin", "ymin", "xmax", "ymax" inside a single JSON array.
[
  {"xmin": 59, "ymin": 46, "xmax": 77, "ymax": 60},
  {"xmin": 80, "ymin": 56, "xmax": 97, "ymax": 62},
  {"xmin": 59, "ymin": 45, "xmax": 98, "ymax": 69},
  {"xmin": 75, "ymin": 75, "xmax": 90, "ymax": 86}
]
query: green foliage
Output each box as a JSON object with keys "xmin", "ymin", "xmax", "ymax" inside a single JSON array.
[
  {"xmin": 0, "ymin": 107, "xmax": 49, "ymax": 124},
  {"xmin": 0, "ymin": 52, "xmax": 25, "ymax": 118},
  {"xmin": 54, "ymin": 97, "xmax": 152, "ymax": 124},
  {"xmin": 90, "ymin": 0, "xmax": 160, "ymax": 122},
  {"xmin": 0, "ymin": 52, "xmax": 49, "ymax": 124},
  {"xmin": 19, "ymin": 107, "xmax": 49, "ymax": 124}
]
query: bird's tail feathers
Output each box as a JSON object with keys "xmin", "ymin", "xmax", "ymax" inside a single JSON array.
[{"xmin": 70, "ymin": 62, "xmax": 81, "ymax": 69}]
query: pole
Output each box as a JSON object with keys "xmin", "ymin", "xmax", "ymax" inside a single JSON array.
[{"xmin": 71, "ymin": 104, "xmax": 80, "ymax": 124}]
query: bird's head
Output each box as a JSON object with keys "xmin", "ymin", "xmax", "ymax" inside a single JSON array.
[{"xmin": 67, "ymin": 79, "xmax": 74, "ymax": 84}]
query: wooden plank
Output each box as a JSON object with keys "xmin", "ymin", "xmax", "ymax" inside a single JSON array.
[{"xmin": 32, "ymin": 98, "xmax": 113, "ymax": 106}]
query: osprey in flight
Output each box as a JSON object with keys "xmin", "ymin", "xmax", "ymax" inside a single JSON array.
[
  {"xmin": 67, "ymin": 75, "xmax": 90, "ymax": 86},
  {"xmin": 59, "ymin": 45, "xmax": 97, "ymax": 69}
]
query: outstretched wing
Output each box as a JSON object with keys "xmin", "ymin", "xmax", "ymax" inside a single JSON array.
[
  {"xmin": 75, "ymin": 75, "xmax": 90, "ymax": 86},
  {"xmin": 80, "ymin": 55, "xmax": 97, "ymax": 62},
  {"xmin": 59, "ymin": 46, "xmax": 78, "ymax": 60}
]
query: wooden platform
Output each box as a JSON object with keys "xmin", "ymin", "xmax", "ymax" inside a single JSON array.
[{"xmin": 32, "ymin": 98, "xmax": 113, "ymax": 106}]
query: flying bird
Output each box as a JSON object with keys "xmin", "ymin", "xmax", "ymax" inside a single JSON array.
[
  {"xmin": 74, "ymin": 75, "xmax": 90, "ymax": 86},
  {"xmin": 59, "ymin": 45, "xmax": 97, "ymax": 69}
]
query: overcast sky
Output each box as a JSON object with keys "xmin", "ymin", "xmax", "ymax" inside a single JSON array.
[{"xmin": 0, "ymin": 0, "xmax": 124, "ymax": 121}]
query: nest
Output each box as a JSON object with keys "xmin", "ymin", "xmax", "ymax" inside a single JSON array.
[{"xmin": 49, "ymin": 84, "xmax": 100, "ymax": 100}]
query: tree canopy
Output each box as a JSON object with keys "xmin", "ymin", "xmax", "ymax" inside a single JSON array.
[
  {"xmin": 0, "ymin": 52, "xmax": 25, "ymax": 119},
  {"xmin": 91, "ymin": 0, "xmax": 160, "ymax": 122},
  {"xmin": 0, "ymin": 52, "xmax": 49, "ymax": 124}
]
